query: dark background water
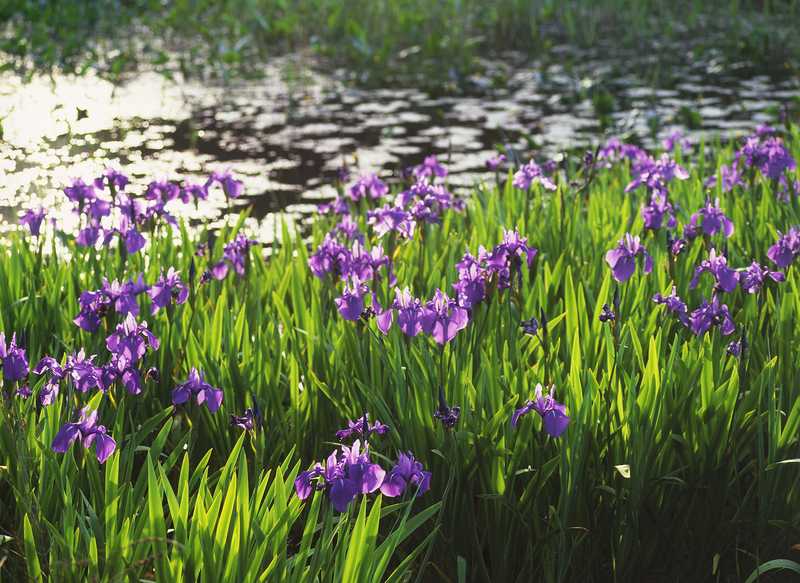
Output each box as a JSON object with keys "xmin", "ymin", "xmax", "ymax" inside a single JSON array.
[{"xmin": 0, "ymin": 45, "xmax": 797, "ymax": 240}]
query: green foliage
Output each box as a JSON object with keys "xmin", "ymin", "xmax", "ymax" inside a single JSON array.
[
  {"xmin": 1, "ymin": 0, "xmax": 798, "ymax": 85},
  {"xmin": 0, "ymin": 130, "xmax": 800, "ymax": 580}
]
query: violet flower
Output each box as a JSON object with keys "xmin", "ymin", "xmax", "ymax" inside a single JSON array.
[
  {"xmin": 51, "ymin": 407, "xmax": 116, "ymax": 463},
  {"xmin": 348, "ymin": 174, "xmax": 388, "ymax": 201},
  {"xmin": 335, "ymin": 277, "xmax": 369, "ymax": 321},
  {"xmin": 433, "ymin": 404, "xmax": 461, "ymax": 429},
  {"xmin": 483, "ymin": 229, "xmax": 538, "ymax": 291},
  {"xmin": 393, "ymin": 287, "xmax": 423, "ymax": 337},
  {"xmin": 380, "ymin": 451, "xmax": 431, "ymax": 498},
  {"xmin": 93, "ymin": 168, "xmax": 129, "ymax": 193},
  {"xmin": 295, "ymin": 440, "xmax": 386, "ymax": 512},
  {"xmin": 512, "ymin": 160, "xmax": 556, "ymax": 191},
  {"xmin": 690, "ymin": 248, "xmax": 739, "ymax": 293},
  {"xmin": 231, "ymin": 409, "xmax": 259, "ymax": 430},
  {"xmin": 686, "ymin": 199, "xmax": 734, "ymax": 239},
  {"xmin": 105, "ymin": 314, "xmax": 160, "ymax": 371},
  {"xmin": 652, "ymin": 287, "xmax": 689, "ymax": 326},
  {"xmin": 206, "ymin": 170, "xmax": 244, "ymax": 199},
  {"xmin": 599, "ymin": 304, "xmax": 616, "ymax": 323},
  {"xmin": 19, "ymin": 208, "xmax": 46, "ymax": 236},
  {"xmin": 511, "ymin": 383, "xmax": 570, "ymax": 438},
  {"xmin": 688, "ymin": 295, "xmax": 735, "ymax": 336},
  {"xmin": 413, "ymin": 155, "xmax": 447, "ymax": 181},
  {"xmin": 148, "ymin": 268, "xmax": 189, "ymax": 314},
  {"xmin": 738, "ymin": 262, "xmax": 785, "ymax": 294},
  {"xmin": 452, "ymin": 252, "xmax": 487, "ymax": 309},
  {"xmin": 486, "ymin": 154, "xmax": 507, "ymax": 171},
  {"xmin": 172, "ymin": 368, "xmax": 224, "ymax": 413},
  {"xmin": 335, "ymin": 414, "xmax": 390, "ymax": 441},
  {"xmin": 367, "ymin": 205, "xmax": 416, "ymax": 239},
  {"xmin": 767, "ymin": 227, "xmax": 800, "ymax": 268},
  {"xmin": 641, "ymin": 193, "xmax": 676, "ymax": 231},
  {"xmin": 0, "ymin": 333, "xmax": 28, "ymax": 382},
  {"xmin": 419, "ymin": 289, "xmax": 469, "ymax": 345},
  {"xmin": 605, "ymin": 233, "xmax": 653, "ymax": 283}
]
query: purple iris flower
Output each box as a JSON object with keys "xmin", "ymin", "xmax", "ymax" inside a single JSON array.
[
  {"xmin": 433, "ymin": 405, "xmax": 461, "ymax": 429},
  {"xmin": 348, "ymin": 174, "xmax": 388, "ymax": 201},
  {"xmin": 172, "ymin": 368, "xmax": 224, "ymax": 413},
  {"xmin": 182, "ymin": 182, "xmax": 209, "ymax": 201},
  {"xmin": 145, "ymin": 180, "xmax": 181, "ymax": 203},
  {"xmin": 347, "ymin": 241, "xmax": 393, "ymax": 283},
  {"xmin": 367, "ymin": 205, "xmax": 416, "ymax": 239},
  {"xmin": 393, "ymin": 287, "xmax": 423, "ymax": 337},
  {"xmin": 520, "ymin": 316, "xmax": 539, "ymax": 336},
  {"xmin": 0, "ymin": 333, "xmax": 28, "ymax": 382},
  {"xmin": 148, "ymin": 267, "xmax": 189, "ymax": 314},
  {"xmin": 33, "ymin": 357, "xmax": 65, "ymax": 405},
  {"xmin": 483, "ymin": 229, "xmax": 538, "ymax": 291},
  {"xmin": 727, "ymin": 335, "xmax": 747, "ymax": 358},
  {"xmin": 230, "ymin": 409, "xmax": 258, "ymax": 430},
  {"xmin": 625, "ymin": 154, "xmax": 689, "ymax": 195},
  {"xmin": 599, "ymin": 304, "xmax": 616, "ymax": 323},
  {"xmin": 641, "ymin": 193, "xmax": 676, "ymax": 231},
  {"xmin": 309, "ymin": 235, "xmax": 351, "ymax": 279},
  {"xmin": 738, "ymin": 262, "xmax": 785, "ymax": 294},
  {"xmin": 206, "ymin": 170, "xmax": 245, "ymax": 199},
  {"xmin": 64, "ymin": 178, "xmax": 97, "ymax": 204},
  {"xmin": 751, "ymin": 137, "xmax": 796, "ymax": 180},
  {"xmin": 66, "ymin": 350, "xmax": 103, "ymax": 393},
  {"xmin": 662, "ymin": 130, "xmax": 690, "ymax": 152},
  {"xmin": 767, "ymin": 227, "xmax": 800, "ymax": 268},
  {"xmin": 105, "ymin": 314, "xmax": 160, "ymax": 371},
  {"xmin": 686, "ymin": 199, "xmax": 734, "ymax": 239},
  {"xmin": 667, "ymin": 232, "xmax": 687, "ymax": 257},
  {"xmin": 223, "ymin": 234, "xmax": 257, "ymax": 277},
  {"xmin": 511, "ymin": 383, "xmax": 570, "ymax": 437},
  {"xmin": 688, "ymin": 295, "xmax": 735, "ymax": 336},
  {"xmin": 374, "ymin": 295, "xmax": 394, "ymax": 334},
  {"xmin": 452, "ymin": 252, "xmax": 487, "ymax": 309},
  {"xmin": 605, "ymin": 233, "xmax": 653, "ymax": 283},
  {"xmin": 93, "ymin": 168, "xmax": 129, "ymax": 193},
  {"xmin": 318, "ymin": 196, "xmax": 350, "ymax": 216},
  {"xmin": 419, "ymin": 289, "xmax": 469, "ymax": 345},
  {"xmin": 486, "ymin": 154, "xmax": 507, "ymax": 171},
  {"xmin": 704, "ymin": 163, "xmax": 744, "ymax": 192},
  {"xmin": 380, "ymin": 451, "xmax": 431, "ymax": 498},
  {"xmin": 652, "ymin": 287, "xmax": 689, "ymax": 325},
  {"xmin": 74, "ymin": 290, "xmax": 112, "ymax": 332},
  {"xmin": 690, "ymin": 248, "xmax": 739, "ymax": 293},
  {"xmin": 51, "ymin": 407, "xmax": 116, "ymax": 464},
  {"xmin": 101, "ymin": 275, "xmax": 147, "ymax": 316},
  {"xmin": 19, "ymin": 208, "xmax": 46, "ymax": 236},
  {"xmin": 333, "ymin": 216, "xmax": 363, "ymax": 241},
  {"xmin": 513, "ymin": 160, "xmax": 556, "ymax": 191},
  {"xmin": 295, "ymin": 440, "xmax": 386, "ymax": 512},
  {"xmin": 76, "ymin": 225, "xmax": 103, "ymax": 248},
  {"xmin": 335, "ymin": 414, "xmax": 390, "ymax": 441},
  {"xmin": 599, "ymin": 138, "xmax": 650, "ymax": 165},
  {"xmin": 335, "ymin": 277, "xmax": 369, "ymax": 321},
  {"xmin": 413, "ymin": 155, "xmax": 447, "ymax": 181}
]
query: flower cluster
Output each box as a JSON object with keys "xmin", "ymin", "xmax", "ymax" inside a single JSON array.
[
  {"xmin": 706, "ymin": 127, "xmax": 797, "ymax": 195},
  {"xmin": 335, "ymin": 414, "xmax": 390, "ymax": 441},
  {"xmin": 51, "ymin": 407, "xmax": 116, "ymax": 464},
  {"xmin": 295, "ymin": 435, "xmax": 430, "ymax": 512}
]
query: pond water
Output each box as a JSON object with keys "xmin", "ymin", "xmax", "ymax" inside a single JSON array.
[{"xmin": 0, "ymin": 44, "xmax": 797, "ymax": 241}]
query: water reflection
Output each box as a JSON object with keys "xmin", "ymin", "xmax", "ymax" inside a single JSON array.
[{"xmin": 0, "ymin": 47, "xmax": 797, "ymax": 242}]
